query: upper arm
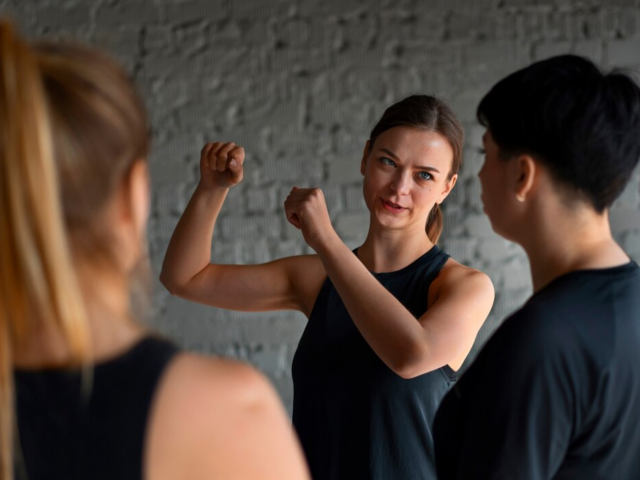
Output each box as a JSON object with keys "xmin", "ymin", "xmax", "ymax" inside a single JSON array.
[
  {"xmin": 418, "ymin": 266, "xmax": 495, "ymax": 370},
  {"xmin": 167, "ymin": 255, "xmax": 325, "ymax": 316},
  {"xmin": 146, "ymin": 354, "xmax": 310, "ymax": 480}
]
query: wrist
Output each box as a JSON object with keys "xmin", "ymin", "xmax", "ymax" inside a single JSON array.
[
  {"xmin": 195, "ymin": 181, "xmax": 229, "ymax": 201},
  {"xmin": 313, "ymin": 229, "xmax": 342, "ymax": 257}
]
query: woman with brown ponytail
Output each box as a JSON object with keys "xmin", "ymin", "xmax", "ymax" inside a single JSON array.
[
  {"xmin": 0, "ymin": 21, "xmax": 309, "ymax": 480},
  {"xmin": 161, "ymin": 95, "xmax": 495, "ymax": 479}
]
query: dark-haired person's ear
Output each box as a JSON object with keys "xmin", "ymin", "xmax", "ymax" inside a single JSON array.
[
  {"xmin": 360, "ymin": 140, "xmax": 371, "ymax": 176},
  {"xmin": 514, "ymin": 154, "xmax": 536, "ymax": 203}
]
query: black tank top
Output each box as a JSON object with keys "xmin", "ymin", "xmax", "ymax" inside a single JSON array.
[
  {"xmin": 14, "ymin": 335, "xmax": 179, "ymax": 480},
  {"xmin": 292, "ymin": 245, "xmax": 456, "ymax": 480}
]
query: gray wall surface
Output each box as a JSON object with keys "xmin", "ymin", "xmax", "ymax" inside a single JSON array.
[{"xmin": 4, "ymin": 0, "xmax": 640, "ymax": 413}]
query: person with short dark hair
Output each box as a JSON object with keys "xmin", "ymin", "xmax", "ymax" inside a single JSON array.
[
  {"xmin": 161, "ymin": 95, "xmax": 495, "ymax": 479},
  {"xmin": 433, "ymin": 54, "xmax": 640, "ymax": 480}
]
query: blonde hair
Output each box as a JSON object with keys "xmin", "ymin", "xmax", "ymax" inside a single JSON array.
[{"xmin": 0, "ymin": 21, "xmax": 148, "ymax": 479}]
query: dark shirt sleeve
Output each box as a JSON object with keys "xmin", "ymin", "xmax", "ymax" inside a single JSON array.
[{"xmin": 434, "ymin": 307, "xmax": 574, "ymax": 480}]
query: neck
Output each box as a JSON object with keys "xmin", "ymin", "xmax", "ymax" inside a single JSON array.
[
  {"xmin": 358, "ymin": 218, "xmax": 434, "ymax": 273},
  {"xmin": 517, "ymin": 204, "xmax": 629, "ymax": 293},
  {"xmin": 13, "ymin": 273, "xmax": 145, "ymax": 369}
]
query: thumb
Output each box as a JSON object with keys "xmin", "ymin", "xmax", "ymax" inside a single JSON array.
[{"xmin": 228, "ymin": 158, "xmax": 243, "ymax": 182}]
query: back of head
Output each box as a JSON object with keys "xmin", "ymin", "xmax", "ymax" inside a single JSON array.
[
  {"xmin": 0, "ymin": 20, "xmax": 148, "ymax": 479},
  {"xmin": 369, "ymin": 95, "xmax": 464, "ymax": 243},
  {"xmin": 477, "ymin": 54, "xmax": 640, "ymax": 213}
]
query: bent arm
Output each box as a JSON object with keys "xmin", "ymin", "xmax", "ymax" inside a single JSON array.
[
  {"xmin": 315, "ymin": 236, "xmax": 494, "ymax": 378},
  {"xmin": 160, "ymin": 182, "xmax": 227, "ymax": 294},
  {"xmin": 160, "ymin": 143, "xmax": 325, "ymax": 315},
  {"xmin": 160, "ymin": 183, "xmax": 323, "ymax": 314}
]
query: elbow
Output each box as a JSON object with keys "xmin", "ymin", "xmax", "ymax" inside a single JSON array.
[
  {"xmin": 390, "ymin": 348, "xmax": 431, "ymax": 380},
  {"xmin": 394, "ymin": 363, "xmax": 424, "ymax": 380},
  {"xmin": 159, "ymin": 270, "xmax": 182, "ymax": 296}
]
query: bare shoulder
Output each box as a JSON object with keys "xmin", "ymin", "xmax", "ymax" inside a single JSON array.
[
  {"xmin": 160, "ymin": 352, "xmax": 274, "ymax": 406},
  {"xmin": 146, "ymin": 353, "xmax": 309, "ymax": 480},
  {"xmin": 430, "ymin": 257, "xmax": 495, "ymax": 303}
]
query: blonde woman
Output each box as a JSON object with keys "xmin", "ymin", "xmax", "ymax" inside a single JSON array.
[{"xmin": 0, "ymin": 22, "xmax": 309, "ymax": 480}]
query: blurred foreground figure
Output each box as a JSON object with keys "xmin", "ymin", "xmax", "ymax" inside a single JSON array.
[
  {"xmin": 0, "ymin": 20, "xmax": 309, "ymax": 480},
  {"xmin": 434, "ymin": 55, "xmax": 640, "ymax": 480}
]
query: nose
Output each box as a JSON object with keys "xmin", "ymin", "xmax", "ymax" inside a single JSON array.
[{"xmin": 390, "ymin": 170, "xmax": 411, "ymax": 195}]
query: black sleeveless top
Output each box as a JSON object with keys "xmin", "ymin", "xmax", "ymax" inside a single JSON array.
[
  {"xmin": 292, "ymin": 245, "xmax": 456, "ymax": 480},
  {"xmin": 14, "ymin": 336, "xmax": 179, "ymax": 480}
]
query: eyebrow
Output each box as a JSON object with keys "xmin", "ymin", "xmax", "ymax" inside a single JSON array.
[
  {"xmin": 379, "ymin": 148, "xmax": 441, "ymax": 173},
  {"xmin": 482, "ymin": 133, "xmax": 487, "ymax": 144}
]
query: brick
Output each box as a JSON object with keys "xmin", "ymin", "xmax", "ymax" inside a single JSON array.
[
  {"xmin": 96, "ymin": 1, "xmax": 160, "ymax": 27},
  {"xmin": 163, "ymin": 0, "xmax": 229, "ymax": 25},
  {"xmin": 622, "ymin": 229, "xmax": 640, "ymax": 260},
  {"xmin": 442, "ymin": 207, "xmax": 466, "ymax": 236},
  {"xmin": 328, "ymin": 155, "xmax": 364, "ymax": 184},
  {"xmin": 344, "ymin": 185, "xmax": 366, "ymax": 211},
  {"xmin": 439, "ymin": 238, "xmax": 477, "ymax": 264},
  {"xmin": 335, "ymin": 212, "xmax": 370, "ymax": 238},
  {"xmin": 502, "ymin": 258, "xmax": 533, "ymax": 290},
  {"xmin": 273, "ymin": 239, "xmax": 305, "ymax": 258},
  {"xmin": 144, "ymin": 25, "xmax": 174, "ymax": 50},
  {"xmin": 610, "ymin": 208, "xmax": 640, "ymax": 233},
  {"xmin": 247, "ymin": 186, "xmax": 278, "ymax": 212},
  {"xmin": 220, "ymin": 213, "xmax": 282, "ymax": 240},
  {"xmin": 478, "ymin": 238, "xmax": 512, "ymax": 262},
  {"xmin": 574, "ymin": 39, "xmax": 604, "ymax": 63},
  {"xmin": 608, "ymin": 37, "xmax": 640, "ymax": 67},
  {"xmin": 534, "ymin": 40, "xmax": 572, "ymax": 60},
  {"xmin": 261, "ymin": 154, "xmax": 323, "ymax": 184},
  {"xmin": 155, "ymin": 183, "xmax": 187, "ymax": 216},
  {"xmin": 149, "ymin": 215, "xmax": 180, "ymax": 241},
  {"xmin": 35, "ymin": 3, "xmax": 90, "ymax": 29}
]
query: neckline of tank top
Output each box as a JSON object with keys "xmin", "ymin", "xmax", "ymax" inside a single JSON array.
[
  {"xmin": 13, "ymin": 335, "xmax": 168, "ymax": 376},
  {"xmin": 533, "ymin": 260, "xmax": 639, "ymax": 297},
  {"xmin": 352, "ymin": 244, "xmax": 445, "ymax": 278}
]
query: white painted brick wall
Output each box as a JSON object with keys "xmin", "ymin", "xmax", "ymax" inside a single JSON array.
[{"xmin": 5, "ymin": 0, "xmax": 640, "ymax": 413}]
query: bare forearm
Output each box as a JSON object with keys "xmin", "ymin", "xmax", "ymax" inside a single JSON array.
[
  {"xmin": 315, "ymin": 236, "xmax": 428, "ymax": 376},
  {"xmin": 160, "ymin": 182, "xmax": 228, "ymax": 290}
]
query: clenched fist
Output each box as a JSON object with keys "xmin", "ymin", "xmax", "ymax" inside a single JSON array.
[
  {"xmin": 199, "ymin": 142, "xmax": 245, "ymax": 190},
  {"xmin": 284, "ymin": 187, "xmax": 338, "ymax": 251}
]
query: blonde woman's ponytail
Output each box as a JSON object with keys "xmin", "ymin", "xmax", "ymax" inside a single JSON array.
[{"xmin": 0, "ymin": 21, "xmax": 89, "ymax": 480}]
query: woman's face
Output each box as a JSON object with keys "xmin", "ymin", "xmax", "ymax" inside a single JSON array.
[{"xmin": 360, "ymin": 126, "xmax": 457, "ymax": 234}]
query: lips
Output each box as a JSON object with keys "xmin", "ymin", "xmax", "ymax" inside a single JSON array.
[{"xmin": 381, "ymin": 198, "xmax": 406, "ymax": 213}]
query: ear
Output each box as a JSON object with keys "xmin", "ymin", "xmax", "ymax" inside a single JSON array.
[
  {"xmin": 514, "ymin": 155, "xmax": 536, "ymax": 202},
  {"xmin": 360, "ymin": 140, "xmax": 371, "ymax": 176},
  {"xmin": 128, "ymin": 160, "xmax": 150, "ymax": 240},
  {"xmin": 437, "ymin": 173, "xmax": 458, "ymax": 205},
  {"xmin": 117, "ymin": 159, "xmax": 150, "ymax": 257}
]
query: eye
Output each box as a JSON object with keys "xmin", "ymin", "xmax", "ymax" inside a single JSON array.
[
  {"xmin": 417, "ymin": 171, "xmax": 432, "ymax": 181},
  {"xmin": 379, "ymin": 157, "xmax": 396, "ymax": 167},
  {"xmin": 477, "ymin": 148, "xmax": 487, "ymax": 155}
]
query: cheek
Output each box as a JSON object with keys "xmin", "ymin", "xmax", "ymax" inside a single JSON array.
[{"xmin": 362, "ymin": 177, "xmax": 375, "ymax": 209}]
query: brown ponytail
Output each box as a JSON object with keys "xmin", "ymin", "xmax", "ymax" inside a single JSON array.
[
  {"xmin": 0, "ymin": 20, "xmax": 148, "ymax": 480},
  {"xmin": 368, "ymin": 95, "xmax": 464, "ymax": 244},
  {"xmin": 427, "ymin": 204, "xmax": 444, "ymax": 245}
]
